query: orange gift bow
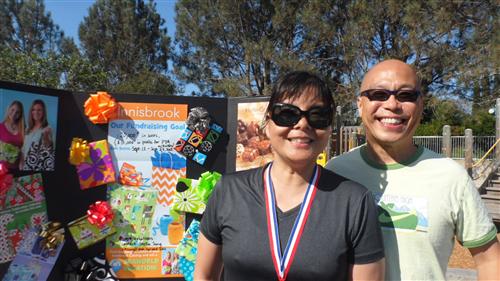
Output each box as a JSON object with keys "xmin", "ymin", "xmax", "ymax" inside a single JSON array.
[
  {"xmin": 87, "ymin": 201, "xmax": 114, "ymax": 228},
  {"xmin": 119, "ymin": 163, "xmax": 143, "ymax": 186},
  {"xmin": 69, "ymin": 138, "xmax": 90, "ymax": 165},
  {"xmin": 84, "ymin": 91, "xmax": 118, "ymax": 124}
]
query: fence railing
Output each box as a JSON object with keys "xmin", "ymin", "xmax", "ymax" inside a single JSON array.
[{"xmin": 413, "ymin": 136, "xmax": 496, "ymax": 160}]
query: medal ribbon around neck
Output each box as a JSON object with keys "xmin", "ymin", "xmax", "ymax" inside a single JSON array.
[{"xmin": 263, "ymin": 162, "xmax": 320, "ymax": 281}]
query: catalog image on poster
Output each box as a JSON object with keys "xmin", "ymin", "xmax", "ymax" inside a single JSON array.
[
  {"xmin": 0, "ymin": 89, "xmax": 58, "ymax": 171},
  {"xmin": 106, "ymin": 102, "xmax": 187, "ymax": 279},
  {"xmin": 236, "ymin": 102, "xmax": 272, "ymax": 171}
]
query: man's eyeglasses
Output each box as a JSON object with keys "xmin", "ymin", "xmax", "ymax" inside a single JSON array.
[
  {"xmin": 271, "ymin": 103, "xmax": 333, "ymax": 129},
  {"xmin": 360, "ymin": 89, "xmax": 421, "ymax": 102}
]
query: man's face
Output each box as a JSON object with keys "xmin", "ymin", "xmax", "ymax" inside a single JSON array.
[{"xmin": 358, "ymin": 61, "xmax": 423, "ymax": 149}]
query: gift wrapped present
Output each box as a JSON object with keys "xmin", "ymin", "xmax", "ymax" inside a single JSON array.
[
  {"xmin": 175, "ymin": 220, "xmax": 200, "ymax": 281},
  {"xmin": 3, "ymin": 227, "xmax": 64, "ymax": 281},
  {"xmin": 172, "ymin": 171, "xmax": 221, "ymax": 214},
  {"xmin": 76, "ymin": 140, "xmax": 116, "ymax": 190},
  {"xmin": 119, "ymin": 162, "xmax": 143, "ymax": 186},
  {"xmin": 0, "ymin": 173, "xmax": 47, "ymax": 263},
  {"xmin": 68, "ymin": 215, "xmax": 116, "ymax": 250}
]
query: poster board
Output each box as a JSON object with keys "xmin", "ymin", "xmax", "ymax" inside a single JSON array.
[
  {"xmin": 0, "ymin": 81, "xmax": 230, "ymax": 281},
  {"xmin": 106, "ymin": 102, "xmax": 188, "ymax": 278}
]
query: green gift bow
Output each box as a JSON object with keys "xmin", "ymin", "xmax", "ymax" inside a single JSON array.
[{"xmin": 195, "ymin": 171, "xmax": 221, "ymax": 203}]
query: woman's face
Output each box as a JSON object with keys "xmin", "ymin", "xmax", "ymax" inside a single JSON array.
[
  {"xmin": 8, "ymin": 104, "xmax": 21, "ymax": 122},
  {"xmin": 265, "ymin": 90, "xmax": 331, "ymax": 168},
  {"xmin": 31, "ymin": 104, "xmax": 44, "ymax": 123}
]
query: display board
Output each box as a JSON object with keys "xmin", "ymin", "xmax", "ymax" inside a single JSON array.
[{"xmin": 0, "ymin": 81, "xmax": 235, "ymax": 281}]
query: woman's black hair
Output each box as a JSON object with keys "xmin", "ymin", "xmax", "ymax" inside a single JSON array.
[{"xmin": 265, "ymin": 71, "xmax": 335, "ymax": 118}]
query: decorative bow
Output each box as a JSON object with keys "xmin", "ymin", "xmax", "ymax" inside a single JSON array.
[
  {"xmin": 38, "ymin": 221, "xmax": 65, "ymax": 251},
  {"xmin": 119, "ymin": 163, "xmax": 143, "ymax": 186},
  {"xmin": 87, "ymin": 201, "xmax": 114, "ymax": 228},
  {"xmin": 69, "ymin": 138, "xmax": 90, "ymax": 165},
  {"xmin": 196, "ymin": 171, "xmax": 221, "ymax": 203},
  {"xmin": 84, "ymin": 91, "xmax": 118, "ymax": 124},
  {"xmin": 0, "ymin": 163, "xmax": 13, "ymax": 197},
  {"xmin": 64, "ymin": 253, "xmax": 118, "ymax": 281},
  {"xmin": 186, "ymin": 107, "xmax": 211, "ymax": 132}
]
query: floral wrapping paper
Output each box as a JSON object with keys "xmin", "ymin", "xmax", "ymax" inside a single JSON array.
[{"xmin": 76, "ymin": 140, "xmax": 116, "ymax": 189}]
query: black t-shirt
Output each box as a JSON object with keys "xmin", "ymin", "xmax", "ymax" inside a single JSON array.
[{"xmin": 201, "ymin": 165, "xmax": 384, "ymax": 281}]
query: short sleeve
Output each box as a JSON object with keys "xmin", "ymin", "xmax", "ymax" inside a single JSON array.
[
  {"xmin": 456, "ymin": 177, "xmax": 496, "ymax": 248},
  {"xmin": 349, "ymin": 190, "xmax": 385, "ymax": 264},
  {"xmin": 200, "ymin": 179, "xmax": 223, "ymax": 245}
]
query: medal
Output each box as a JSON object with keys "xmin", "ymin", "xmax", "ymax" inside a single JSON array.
[{"xmin": 263, "ymin": 163, "xmax": 320, "ymax": 281}]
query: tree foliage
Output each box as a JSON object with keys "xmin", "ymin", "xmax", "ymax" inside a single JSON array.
[
  {"xmin": 174, "ymin": 0, "xmax": 498, "ymax": 114},
  {"xmin": 0, "ymin": 0, "xmax": 67, "ymax": 88},
  {"xmin": 0, "ymin": 0, "xmax": 64, "ymax": 54},
  {"xmin": 79, "ymin": 0, "xmax": 175, "ymax": 95}
]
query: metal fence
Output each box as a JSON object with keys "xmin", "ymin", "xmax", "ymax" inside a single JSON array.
[
  {"xmin": 413, "ymin": 136, "xmax": 496, "ymax": 160},
  {"xmin": 337, "ymin": 126, "xmax": 497, "ymax": 160}
]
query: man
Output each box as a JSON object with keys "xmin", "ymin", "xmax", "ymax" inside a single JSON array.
[{"xmin": 326, "ymin": 59, "xmax": 499, "ymax": 280}]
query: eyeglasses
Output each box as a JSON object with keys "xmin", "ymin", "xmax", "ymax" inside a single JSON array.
[
  {"xmin": 360, "ymin": 89, "xmax": 421, "ymax": 102},
  {"xmin": 271, "ymin": 103, "xmax": 333, "ymax": 129}
]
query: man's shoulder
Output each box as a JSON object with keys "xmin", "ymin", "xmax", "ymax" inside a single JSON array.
[
  {"xmin": 325, "ymin": 146, "xmax": 364, "ymax": 169},
  {"xmin": 417, "ymin": 147, "xmax": 469, "ymax": 174}
]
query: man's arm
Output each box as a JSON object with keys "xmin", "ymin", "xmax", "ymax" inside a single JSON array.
[
  {"xmin": 349, "ymin": 258, "xmax": 385, "ymax": 281},
  {"xmin": 194, "ymin": 233, "xmax": 223, "ymax": 281},
  {"xmin": 469, "ymin": 238, "xmax": 500, "ymax": 280}
]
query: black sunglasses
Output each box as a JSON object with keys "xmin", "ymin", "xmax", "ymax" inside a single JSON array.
[
  {"xmin": 271, "ymin": 103, "xmax": 333, "ymax": 129},
  {"xmin": 360, "ymin": 89, "xmax": 421, "ymax": 102}
]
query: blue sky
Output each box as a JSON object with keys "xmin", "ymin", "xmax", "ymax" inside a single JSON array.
[
  {"xmin": 45, "ymin": 0, "xmax": 177, "ymax": 42},
  {"xmin": 44, "ymin": 0, "xmax": 197, "ymax": 94}
]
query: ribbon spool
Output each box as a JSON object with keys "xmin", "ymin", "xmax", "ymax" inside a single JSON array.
[
  {"xmin": 87, "ymin": 201, "xmax": 114, "ymax": 228},
  {"xmin": 84, "ymin": 91, "xmax": 118, "ymax": 124}
]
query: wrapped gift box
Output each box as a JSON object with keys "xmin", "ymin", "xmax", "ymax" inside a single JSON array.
[{"xmin": 76, "ymin": 140, "xmax": 116, "ymax": 190}]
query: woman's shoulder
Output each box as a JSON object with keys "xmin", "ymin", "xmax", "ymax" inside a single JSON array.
[
  {"xmin": 213, "ymin": 166, "xmax": 264, "ymax": 197},
  {"xmin": 219, "ymin": 166, "xmax": 263, "ymax": 186}
]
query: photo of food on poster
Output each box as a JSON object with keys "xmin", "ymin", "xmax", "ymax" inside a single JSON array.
[
  {"xmin": 0, "ymin": 89, "xmax": 58, "ymax": 171},
  {"xmin": 236, "ymin": 102, "xmax": 272, "ymax": 171},
  {"xmin": 106, "ymin": 102, "xmax": 187, "ymax": 279}
]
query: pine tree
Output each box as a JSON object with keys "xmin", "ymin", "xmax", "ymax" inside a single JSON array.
[{"xmin": 79, "ymin": 0, "xmax": 175, "ymax": 95}]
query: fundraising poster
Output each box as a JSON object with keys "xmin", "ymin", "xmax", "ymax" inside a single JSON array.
[{"xmin": 106, "ymin": 103, "xmax": 187, "ymax": 279}]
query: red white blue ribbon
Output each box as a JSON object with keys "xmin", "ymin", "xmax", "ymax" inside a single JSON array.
[{"xmin": 264, "ymin": 163, "xmax": 320, "ymax": 281}]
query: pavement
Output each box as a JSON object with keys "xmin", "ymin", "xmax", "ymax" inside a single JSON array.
[{"xmin": 446, "ymin": 268, "xmax": 477, "ymax": 281}]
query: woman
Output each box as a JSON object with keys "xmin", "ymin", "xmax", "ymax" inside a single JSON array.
[
  {"xmin": 20, "ymin": 99, "xmax": 54, "ymax": 171},
  {"xmin": 195, "ymin": 71, "xmax": 385, "ymax": 280},
  {"xmin": 0, "ymin": 101, "xmax": 25, "ymax": 169}
]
